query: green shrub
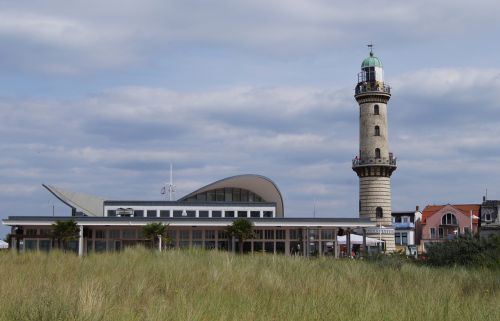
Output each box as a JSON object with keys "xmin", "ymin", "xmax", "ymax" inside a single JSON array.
[{"xmin": 425, "ymin": 234, "xmax": 500, "ymax": 268}]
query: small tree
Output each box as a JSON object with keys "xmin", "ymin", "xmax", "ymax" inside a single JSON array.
[
  {"xmin": 143, "ymin": 223, "xmax": 169, "ymax": 251},
  {"xmin": 227, "ymin": 218, "xmax": 254, "ymax": 254},
  {"xmin": 51, "ymin": 220, "xmax": 79, "ymax": 251}
]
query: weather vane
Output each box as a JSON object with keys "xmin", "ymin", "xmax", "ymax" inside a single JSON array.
[{"xmin": 367, "ymin": 43, "xmax": 374, "ymax": 55}]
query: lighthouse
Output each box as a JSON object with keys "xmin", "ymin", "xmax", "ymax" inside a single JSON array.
[{"xmin": 352, "ymin": 47, "xmax": 396, "ymax": 252}]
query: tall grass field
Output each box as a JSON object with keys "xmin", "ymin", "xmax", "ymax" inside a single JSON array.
[{"xmin": 0, "ymin": 248, "xmax": 498, "ymax": 321}]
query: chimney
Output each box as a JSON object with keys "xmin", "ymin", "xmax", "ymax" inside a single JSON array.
[{"xmin": 415, "ymin": 205, "xmax": 420, "ymax": 212}]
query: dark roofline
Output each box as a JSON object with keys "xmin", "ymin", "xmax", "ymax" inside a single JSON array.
[
  {"xmin": 4, "ymin": 216, "xmax": 372, "ymax": 224},
  {"xmin": 391, "ymin": 211, "xmax": 415, "ymax": 215}
]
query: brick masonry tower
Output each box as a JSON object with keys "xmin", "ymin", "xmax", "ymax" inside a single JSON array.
[{"xmin": 352, "ymin": 48, "xmax": 396, "ymax": 252}]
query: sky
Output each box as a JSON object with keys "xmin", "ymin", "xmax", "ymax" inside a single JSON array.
[{"xmin": 1, "ymin": 0, "xmax": 500, "ymax": 238}]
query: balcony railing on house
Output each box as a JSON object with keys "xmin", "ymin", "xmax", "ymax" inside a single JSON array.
[{"xmin": 393, "ymin": 222, "xmax": 415, "ymax": 230}]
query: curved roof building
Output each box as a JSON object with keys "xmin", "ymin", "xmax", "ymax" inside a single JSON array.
[{"xmin": 179, "ymin": 174, "xmax": 284, "ymax": 217}]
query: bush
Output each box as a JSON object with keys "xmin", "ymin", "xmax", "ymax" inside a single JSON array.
[{"xmin": 425, "ymin": 234, "xmax": 500, "ymax": 268}]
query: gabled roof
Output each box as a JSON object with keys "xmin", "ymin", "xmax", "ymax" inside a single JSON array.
[{"xmin": 421, "ymin": 204, "xmax": 480, "ymax": 224}]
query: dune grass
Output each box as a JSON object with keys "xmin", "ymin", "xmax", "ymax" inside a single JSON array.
[{"xmin": 0, "ymin": 248, "xmax": 498, "ymax": 321}]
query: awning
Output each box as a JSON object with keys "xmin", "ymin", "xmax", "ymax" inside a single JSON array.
[{"xmin": 337, "ymin": 234, "xmax": 384, "ymax": 245}]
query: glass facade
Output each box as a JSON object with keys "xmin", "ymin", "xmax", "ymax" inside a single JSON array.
[{"xmin": 186, "ymin": 188, "xmax": 265, "ymax": 203}]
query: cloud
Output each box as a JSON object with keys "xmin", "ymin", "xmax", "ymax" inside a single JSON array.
[{"xmin": 1, "ymin": 1, "xmax": 499, "ymax": 74}]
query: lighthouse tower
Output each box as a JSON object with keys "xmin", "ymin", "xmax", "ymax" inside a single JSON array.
[{"xmin": 352, "ymin": 47, "xmax": 396, "ymax": 252}]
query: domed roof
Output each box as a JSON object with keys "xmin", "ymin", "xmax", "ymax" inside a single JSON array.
[{"xmin": 361, "ymin": 52, "xmax": 383, "ymax": 68}]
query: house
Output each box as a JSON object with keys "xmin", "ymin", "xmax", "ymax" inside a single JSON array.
[
  {"xmin": 391, "ymin": 207, "xmax": 422, "ymax": 255},
  {"xmin": 420, "ymin": 204, "xmax": 480, "ymax": 252},
  {"xmin": 480, "ymin": 198, "xmax": 500, "ymax": 238}
]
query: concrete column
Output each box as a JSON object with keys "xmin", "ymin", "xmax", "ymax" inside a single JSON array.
[
  {"xmin": 362, "ymin": 228, "xmax": 367, "ymax": 258},
  {"xmin": 346, "ymin": 229, "xmax": 351, "ymax": 258},
  {"xmin": 158, "ymin": 235, "xmax": 162, "ymax": 251},
  {"xmin": 334, "ymin": 228, "xmax": 339, "ymax": 259},
  {"xmin": 78, "ymin": 225, "xmax": 84, "ymax": 256}
]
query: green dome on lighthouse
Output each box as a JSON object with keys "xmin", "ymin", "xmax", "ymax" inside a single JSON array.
[{"xmin": 361, "ymin": 51, "xmax": 383, "ymax": 68}]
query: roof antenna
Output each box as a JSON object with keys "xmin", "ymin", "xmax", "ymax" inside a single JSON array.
[
  {"xmin": 313, "ymin": 199, "xmax": 316, "ymax": 218},
  {"xmin": 367, "ymin": 43, "xmax": 374, "ymax": 56},
  {"xmin": 161, "ymin": 163, "xmax": 176, "ymax": 201}
]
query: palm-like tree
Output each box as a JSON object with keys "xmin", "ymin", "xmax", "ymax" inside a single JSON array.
[
  {"xmin": 227, "ymin": 218, "xmax": 254, "ymax": 254},
  {"xmin": 51, "ymin": 220, "xmax": 80, "ymax": 251},
  {"xmin": 143, "ymin": 223, "xmax": 169, "ymax": 250}
]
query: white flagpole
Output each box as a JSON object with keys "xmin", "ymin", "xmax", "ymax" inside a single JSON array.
[{"xmin": 470, "ymin": 209, "xmax": 473, "ymax": 233}]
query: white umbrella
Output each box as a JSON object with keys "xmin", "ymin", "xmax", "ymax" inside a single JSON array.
[
  {"xmin": 0, "ymin": 240, "xmax": 9, "ymax": 249},
  {"xmin": 337, "ymin": 234, "xmax": 383, "ymax": 245}
]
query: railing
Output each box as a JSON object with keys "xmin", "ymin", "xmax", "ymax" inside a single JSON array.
[
  {"xmin": 355, "ymin": 83, "xmax": 391, "ymax": 95},
  {"xmin": 352, "ymin": 157, "xmax": 397, "ymax": 166},
  {"xmin": 393, "ymin": 222, "xmax": 415, "ymax": 229}
]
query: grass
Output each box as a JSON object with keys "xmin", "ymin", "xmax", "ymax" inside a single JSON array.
[{"xmin": 0, "ymin": 248, "xmax": 498, "ymax": 321}]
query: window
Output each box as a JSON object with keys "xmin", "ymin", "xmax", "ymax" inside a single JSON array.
[
  {"xmin": 173, "ymin": 210, "xmax": 183, "ymax": 217},
  {"xmin": 264, "ymin": 230, "xmax": 274, "ymax": 239},
  {"xmin": 160, "ymin": 210, "xmax": 170, "ymax": 218},
  {"xmin": 375, "ymin": 148, "xmax": 381, "ymax": 159},
  {"xmin": 199, "ymin": 210, "xmax": 209, "ymax": 218},
  {"xmin": 395, "ymin": 232, "xmax": 408, "ymax": 245},
  {"xmin": 133, "ymin": 210, "xmax": 144, "ymax": 218},
  {"xmin": 192, "ymin": 230, "xmax": 202, "ymax": 239},
  {"xmin": 441, "ymin": 213, "xmax": 458, "ymax": 225},
  {"xmin": 376, "ymin": 207, "xmax": 383, "ymax": 218},
  {"xmin": 225, "ymin": 211, "xmax": 235, "ymax": 218},
  {"xmin": 26, "ymin": 229, "xmax": 37, "ymax": 236},
  {"xmin": 207, "ymin": 190, "xmax": 216, "ymax": 201},
  {"xmin": 216, "ymin": 189, "xmax": 225, "ymax": 201},
  {"xmin": 402, "ymin": 217, "xmax": 409, "ymax": 223},
  {"xmin": 147, "ymin": 210, "xmax": 157, "ymax": 218},
  {"xmin": 218, "ymin": 230, "xmax": 228, "ymax": 239},
  {"xmin": 321, "ymin": 229, "xmax": 334, "ymax": 239},
  {"xmin": 253, "ymin": 230, "xmax": 263, "ymax": 240},
  {"xmin": 205, "ymin": 230, "xmax": 216, "ymax": 239},
  {"xmin": 211, "ymin": 211, "xmax": 222, "ymax": 218},
  {"xmin": 186, "ymin": 210, "xmax": 196, "ymax": 217},
  {"xmin": 430, "ymin": 228, "xmax": 436, "ymax": 239},
  {"xmin": 374, "ymin": 126, "xmax": 380, "ymax": 136},
  {"xmin": 232, "ymin": 189, "xmax": 241, "ymax": 202},
  {"xmin": 179, "ymin": 230, "xmax": 189, "ymax": 240},
  {"xmin": 485, "ymin": 214, "xmax": 492, "ymax": 222},
  {"xmin": 237, "ymin": 211, "xmax": 248, "ymax": 218},
  {"xmin": 107, "ymin": 210, "xmax": 116, "ymax": 217},
  {"xmin": 374, "ymin": 105, "xmax": 380, "ymax": 115},
  {"xmin": 122, "ymin": 230, "xmax": 136, "ymax": 239},
  {"xmin": 109, "ymin": 230, "xmax": 120, "ymax": 239},
  {"xmin": 464, "ymin": 227, "xmax": 471, "ymax": 235},
  {"xmin": 401, "ymin": 232, "xmax": 408, "ymax": 245},
  {"xmin": 439, "ymin": 228, "xmax": 444, "ymax": 239},
  {"xmin": 263, "ymin": 211, "xmax": 273, "ymax": 218},
  {"xmin": 275, "ymin": 230, "xmax": 285, "ymax": 239},
  {"xmin": 289, "ymin": 229, "xmax": 302, "ymax": 240},
  {"xmin": 250, "ymin": 211, "xmax": 260, "ymax": 218},
  {"xmin": 95, "ymin": 230, "xmax": 106, "ymax": 239}
]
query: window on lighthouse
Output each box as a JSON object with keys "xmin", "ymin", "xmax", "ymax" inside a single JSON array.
[
  {"xmin": 374, "ymin": 105, "xmax": 379, "ymax": 115},
  {"xmin": 375, "ymin": 148, "xmax": 381, "ymax": 158},
  {"xmin": 376, "ymin": 207, "xmax": 383, "ymax": 218},
  {"xmin": 374, "ymin": 126, "xmax": 380, "ymax": 136}
]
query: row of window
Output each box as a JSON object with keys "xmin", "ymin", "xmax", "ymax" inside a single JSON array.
[
  {"xmin": 184, "ymin": 188, "xmax": 265, "ymax": 203},
  {"xmin": 429, "ymin": 227, "xmax": 471, "ymax": 239},
  {"xmin": 107, "ymin": 209, "xmax": 274, "ymax": 218}
]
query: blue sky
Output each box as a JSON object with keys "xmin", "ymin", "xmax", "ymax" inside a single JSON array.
[{"xmin": 1, "ymin": 1, "xmax": 500, "ymax": 238}]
